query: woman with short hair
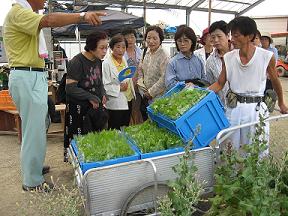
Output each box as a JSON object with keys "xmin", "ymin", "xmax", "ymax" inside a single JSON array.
[
  {"xmin": 64, "ymin": 31, "xmax": 109, "ymax": 162},
  {"xmin": 138, "ymin": 25, "xmax": 170, "ymax": 121},
  {"xmin": 165, "ymin": 26, "xmax": 206, "ymax": 90},
  {"xmin": 206, "ymin": 20, "xmax": 231, "ymax": 107},
  {"xmin": 102, "ymin": 34, "xmax": 135, "ymax": 129},
  {"xmin": 121, "ymin": 27, "xmax": 143, "ymax": 124}
]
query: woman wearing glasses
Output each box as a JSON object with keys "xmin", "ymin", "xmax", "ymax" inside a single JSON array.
[{"xmin": 165, "ymin": 26, "xmax": 206, "ymax": 90}]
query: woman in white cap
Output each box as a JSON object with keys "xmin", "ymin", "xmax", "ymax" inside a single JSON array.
[
  {"xmin": 261, "ymin": 32, "xmax": 278, "ymax": 62},
  {"xmin": 261, "ymin": 32, "xmax": 279, "ymax": 91}
]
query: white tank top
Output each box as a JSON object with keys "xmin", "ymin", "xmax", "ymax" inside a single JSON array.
[{"xmin": 224, "ymin": 47, "xmax": 273, "ymax": 96}]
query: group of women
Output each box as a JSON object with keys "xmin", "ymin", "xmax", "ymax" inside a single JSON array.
[{"xmin": 63, "ymin": 25, "xmax": 211, "ymax": 161}]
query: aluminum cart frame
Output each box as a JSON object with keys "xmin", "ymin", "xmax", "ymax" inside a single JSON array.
[
  {"xmin": 69, "ymin": 146, "xmax": 215, "ymax": 216},
  {"xmin": 69, "ymin": 114, "xmax": 288, "ymax": 216}
]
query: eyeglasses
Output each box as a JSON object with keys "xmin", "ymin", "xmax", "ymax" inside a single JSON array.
[{"xmin": 176, "ymin": 39, "xmax": 191, "ymax": 44}]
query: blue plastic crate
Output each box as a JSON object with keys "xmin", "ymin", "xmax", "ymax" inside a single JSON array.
[
  {"xmin": 71, "ymin": 139, "xmax": 140, "ymax": 174},
  {"xmin": 147, "ymin": 82, "xmax": 230, "ymax": 149},
  {"xmin": 124, "ymin": 133, "xmax": 185, "ymax": 159}
]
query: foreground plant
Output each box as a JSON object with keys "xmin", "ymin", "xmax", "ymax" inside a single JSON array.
[
  {"xmin": 158, "ymin": 138, "xmax": 204, "ymax": 215},
  {"xmin": 208, "ymin": 115, "xmax": 288, "ymax": 216},
  {"xmin": 17, "ymin": 180, "xmax": 84, "ymax": 216}
]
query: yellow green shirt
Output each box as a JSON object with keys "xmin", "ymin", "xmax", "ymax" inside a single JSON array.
[
  {"xmin": 3, "ymin": 4, "xmax": 45, "ymax": 68},
  {"xmin": 112, "ymin": 56, "xmax": 134, "ymax": 101}
]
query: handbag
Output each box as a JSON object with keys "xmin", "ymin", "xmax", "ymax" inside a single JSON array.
[{"xmin": 226, "ymin": 89, "xmax": 238, "ymax": 108}]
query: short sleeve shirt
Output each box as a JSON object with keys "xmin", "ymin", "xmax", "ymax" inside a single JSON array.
[
  {"xmin": 3, "ymin": 4, "xmax": 44, "ymax": 68},
  {"xmin": 67, "ymin": 53, "xmax": 105, "ymax": 100}
]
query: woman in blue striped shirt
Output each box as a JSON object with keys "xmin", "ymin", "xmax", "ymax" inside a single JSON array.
[{"xmin": 165, "ymin": 26, "xmax": 207, "ymax": 90}]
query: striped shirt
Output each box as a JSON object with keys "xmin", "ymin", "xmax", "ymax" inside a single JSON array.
[{"xmin": 206, "ymin": 49, "xmax": 229, "ymax": 107}]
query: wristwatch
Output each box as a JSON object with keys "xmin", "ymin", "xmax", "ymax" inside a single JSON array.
[{"xmin": 79, "ymin": 12, "xmax": 86, "ymax": 22}]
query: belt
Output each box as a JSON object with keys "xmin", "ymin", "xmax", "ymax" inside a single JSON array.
[
  {"xmin": 237, "ymin": 95, "xmax": 264, "ymax": 103},
  {"xmin": 11, "ymin": 67, "xmax": 46, "ymax": 72}
]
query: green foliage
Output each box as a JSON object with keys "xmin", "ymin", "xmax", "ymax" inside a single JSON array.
[
  {"xmin": 124, "ymin": 120, "xmax": 183, "ymax": 153},
  {"xmin": 158, "ymin": 141, "xmax": 204, "ymax": 215},
  {"xmin": 75, "ymin": 130, "xmax": 134, "ymax": 162},
  {"xmin": 208, "ymin": 115, "xmax": 288, "ymax": 216},
  {"xmin": 0, "ymin": 65, "xmax": 9, "ymax": 89},
  {"xmin": 150, "ymin": 88, "xmax": 208, "ymax": 120}
]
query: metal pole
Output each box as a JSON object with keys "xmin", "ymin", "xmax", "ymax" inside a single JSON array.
[
  {"xmin": 208, "ymin": 0, "xmax": 212, "ymax": 27},
  {"xmin": 78, "ymin": 27, "xmax": 81, "ymax": 52},
  {"xmin": 286, "ymin": 18, "xmax": 288, "ymax": 46},
  {"xmin": 143, "ymin": 0, "xmax": 147, "ymax": 32},
  {"xmin": 143, "ymin": 0, "xmax": 147, "ymax": 48},
  {"xmin": 48, "ymin": 0, "xmax": 53, "ymax": 13},
  {"xmin": 48, "ymin": 0, "xmax": 54, "ymax": 68},
  {"xmin": 186, "ymin": 9, "xmax": 191, "ymax": 26}
]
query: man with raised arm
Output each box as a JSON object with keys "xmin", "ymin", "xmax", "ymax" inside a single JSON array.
[{"xmin": 3, "ymin": 0, "xmax": 105, "ymax": 192}]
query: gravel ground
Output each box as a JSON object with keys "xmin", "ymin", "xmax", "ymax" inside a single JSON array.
[{"xmin": 0, "ymin": 78, "xmax": 288, "ymax": 216}]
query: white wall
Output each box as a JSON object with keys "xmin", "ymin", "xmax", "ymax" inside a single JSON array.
[
  {"xmin": 0, "ymin": 26, "xmax": 7, "ymax": 63},
  {"xmin": 253, "ymin": 16, "xmax": 288, "ymax": 46}
]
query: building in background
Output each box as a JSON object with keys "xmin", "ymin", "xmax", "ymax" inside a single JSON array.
[
  {"xmin": 253, "ymin": 15, "xmax": 288, "ymax": 58},
  {"xmin": 253, "ymin": 15, "xmax": 288, "ymax": 46}
]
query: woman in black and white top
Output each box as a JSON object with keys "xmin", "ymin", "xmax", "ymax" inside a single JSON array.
[{"xmin": 64, "ymin": 32, "xmax": 109, "ymax": 162}]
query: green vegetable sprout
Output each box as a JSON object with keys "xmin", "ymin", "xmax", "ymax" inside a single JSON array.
[
  {"xmin": 124, "ymin": 121, "xmax": 183, "ymax": 153},
  {"xmin": 75, "ymin": 130, "xmax": 134, "ymax": 163},
  {"xmin": 150, "ymin": 88, "xmax": 208, "ymax": 120}
]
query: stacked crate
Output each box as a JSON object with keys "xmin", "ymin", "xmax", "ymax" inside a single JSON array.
[{"xmin": 71, "ymin": 82, "xmax": 229, "ymax": 172}]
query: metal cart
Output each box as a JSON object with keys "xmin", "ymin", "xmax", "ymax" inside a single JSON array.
[
  {"xmin": 69, "ymin": 145, "xmax": 215, "ymax": 216},
  {"xmin": 69, "ymin": 113, "xmax": 288, "ymax": 216}
]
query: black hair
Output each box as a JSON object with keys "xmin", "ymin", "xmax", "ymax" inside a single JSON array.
[
  {"xmin": 252, "ymin": 30, "xmax": 262, "ymax": 43},
  {"xmin": 209, "ymin": 20, "xmax": 229, "ymax": 35},
  {"xmin": 144, "ymin": 26, "xmax": 164, "ymax": 44},
  {"xmin": 109, "ymin": 34, "xmax": 128, "ymax": 49},
  {"xmin": 84, "ymin": 31, "xmax": 108, "ymax": 52},
  {"xmin": 121, "ymin": 27, "xmax": 137, "ymax": 37},
  {"xmin": 256, "ymin": 30, "xmax": 261, "ymax": 38},
  {"xmin": 174, "ymin": 26, "xmax": 197, "ymax": 52},
  {"xmin": 228, "ymin": 16, "xmax": 257, "ymax": 42}
]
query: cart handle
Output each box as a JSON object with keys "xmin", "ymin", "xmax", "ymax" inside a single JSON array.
[{"xmin": 215, "ymin": 113, "xmax": 288, "ymax": 149}]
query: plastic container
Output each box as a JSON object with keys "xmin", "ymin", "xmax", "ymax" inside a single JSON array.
[
  {"xmin": 71, "ymin": 139, "xmax": 140, "ymax": 174},
  {"xmin": 147, "ymin": 82, "xmax": 229, "ymax": 149},
  {"xmin": 0, "ymin": 90, "xmax": 16, "ymax": 110},
  {"xmin": 125, "ymin": 136, "xmax": 184, "ymax": 159}
]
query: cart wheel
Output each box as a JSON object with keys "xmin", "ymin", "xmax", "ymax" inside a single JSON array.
[{"xmin": 120, "ymin": 181, "xmax": 169, "ymax": 216}]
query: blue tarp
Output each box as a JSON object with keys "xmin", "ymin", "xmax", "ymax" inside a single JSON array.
[{"xmin": 165, "ymin": 26, "xmax": 177, "ymax": 33}]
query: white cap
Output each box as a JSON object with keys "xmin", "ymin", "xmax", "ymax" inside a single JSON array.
[{"xmin": 261, "ymin": 32, "xmax": 273, "ymax": 43}]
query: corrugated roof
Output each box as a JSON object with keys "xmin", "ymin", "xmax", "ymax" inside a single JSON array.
[{"xmin": 79, "ymin": 0, "xmax": 265, "ymax": 16}]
